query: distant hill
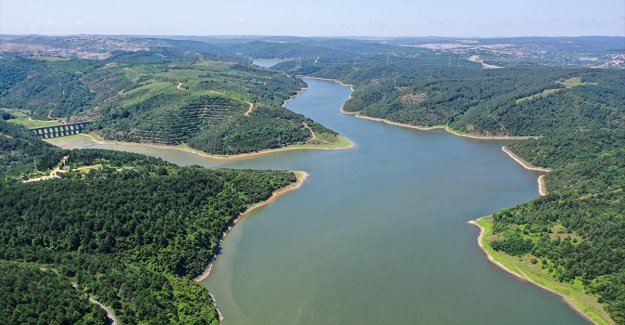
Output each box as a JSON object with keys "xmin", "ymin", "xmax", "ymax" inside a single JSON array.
[
  {"xmin": 0, "ymin": 49, "xmax": 342, "ymax": 155},
  {"xmin": 0, "ymin": 35, "xmax": 243, "ymax": 61}
]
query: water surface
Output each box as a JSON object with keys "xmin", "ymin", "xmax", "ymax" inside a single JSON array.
[
  {"xmin": 52, "ymin": 78, "xmax": 588, "ymax": 325},
  {"xmin": 252, "ymin": 58, "xmax": 291, "ymax": 68}
]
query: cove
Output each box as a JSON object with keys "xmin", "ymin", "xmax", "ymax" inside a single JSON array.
[{"xmin": 50, "ymin": 78, "xmax": 589, "ymax": 325}]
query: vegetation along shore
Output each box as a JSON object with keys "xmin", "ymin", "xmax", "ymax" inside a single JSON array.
[{"xmin": 470, "ymin": 217, "xmax": 614, "ymax": 325}]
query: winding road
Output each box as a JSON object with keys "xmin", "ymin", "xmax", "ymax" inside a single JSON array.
[
  {"xmin": 72, "ymin": 282, "xmax": 119, "ymax": 325},
  {"xmin": 177, "ymin": 82, "xmax": 255, "ymax": 117},
  {"xmin": 23, "ymin": 155, "xmax": 69, "ymax": 183}
]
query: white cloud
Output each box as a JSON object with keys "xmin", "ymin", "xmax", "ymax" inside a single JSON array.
[
  {"xmin": 74, "ymin": 20, "xmax": 84, "ymax": 26},
  {"xmin": 239, "ymin": 17, "xmax": 247, "ymax": 22}
]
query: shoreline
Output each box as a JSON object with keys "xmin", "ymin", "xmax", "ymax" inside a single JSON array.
[
  {"xmin": 305, "ymin": 77, "xmax": 355, "ymax": 90},
  {"xmin": 469, "ymin": 217, "xmax": 611, "ymax": 325},
  {"xmin": 47, "ymin": 82, "xmax": 353, "ymax": 159},
  {"xmin": 194, "ymin": 171, "xmax": 309, "ymax": 324},
  {"xmin": 208, "ymin": 292, "xmax": 224, "ymax": 322},
  {"xmin": 349, "ymin": 113, "xmax": 537, "ymax": 140},
  {"xmin": 318, "ymin": 76, "xmax": 608, "ymax": 322},
  {"xmin": 468, "ymin": 218, "xmax": 526, "ymax": 282},
  {"xmin": 306, "ymin": 77, "xmax": 538, "ymax": 141},
  {"xmin": 282, "ymin": 86, "xmax": 309, "ymax": 107},
  {"xmin": 501, "ymin": 146, "xmax": 552, "ymax": 172},
  {"xmin": 50, "ymin": 132, "xmax": 353, "ymax": 160},
  {"xmin": 538, "ymin": 175, "xmax": 548, "ymax": 196},
  {"xmin": 501, "ymin": 145, "xmax": 550, "ymax": 196},
  {"xmin": 194, "ymin": 171, "xmax": 309, "ymax": 283},
  {"xmin": 304, "ymin": 77, "xmax": 354, "ymax": 111},
  {"xmin": 315, "ymin": 77, "xmax": 549, "ymax": 196}
]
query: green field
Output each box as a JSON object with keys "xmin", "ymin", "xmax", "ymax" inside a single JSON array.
[
  {"xmin": 2, "ymin": 108, "xmax": 64, "ymax": 128},
  {"xmin": 516, "ymin": 77, "xmax": 597, "ymax": 103},
  {"xmin": 474, "ymin": 217, "xmax": 613, "ymax": 325}
]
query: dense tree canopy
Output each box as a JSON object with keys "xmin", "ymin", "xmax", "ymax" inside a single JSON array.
[
  {"xmin": 0, "ymin": 120, "xmax": 66, "ymax": 180},
  {"xmin": 0, "ymin": 125, "xmax": 299, "ymax": 324},
  {"xmin": 0, "ymin": 261, "xmax": 108, "ymax": 325}
]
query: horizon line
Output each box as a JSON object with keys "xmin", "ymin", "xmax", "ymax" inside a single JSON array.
[{"xmin": 1, "ymin": 33, "xmax": 624, "ymax": 39}]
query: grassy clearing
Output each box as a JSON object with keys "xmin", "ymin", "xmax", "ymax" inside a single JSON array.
[
  {"xmin": 516, "ymin": 89, "xmax": 563, "ymax": 103},
  {"xmin": 516, "ymin": 77, "xmax": 597, "ymax": 103},
  {"xmin": 558, "ymin": 77, "xmax": 597, "ymax": 88},
  {"xmin": 474, "ymin": 216, "xmax": 613, "ymax": 325},
  {"xmin": 70, "ymin": 164, "xmax": 103, "ymax": 173},
  {"xmin": 292, "ymin": 134, "xmax": 353, "ymax": 150},
  {"xmin": 44, "ymin": 134, "xmax": 96, "ymax": 148},
  {"xmin": 3, "ymin": 109, "xmax": 64, "ymax": 128},
  {"xmin": 11, "ymin": 118, "xmax": 64, "ymax": 129}
]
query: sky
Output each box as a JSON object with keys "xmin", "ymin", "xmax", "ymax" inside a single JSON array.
[{"xmin": 1, "ymin": 0, "xmax": 624, "ymax": 37}]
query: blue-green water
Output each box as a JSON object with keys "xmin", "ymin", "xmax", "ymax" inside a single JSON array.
[
  {"xmin": 252, "ymin": 59, "xmax": 291, "ymax": 68},
  {"xmin": 54, "ymin": 78, "xmax": 588, "ymax": 325}
]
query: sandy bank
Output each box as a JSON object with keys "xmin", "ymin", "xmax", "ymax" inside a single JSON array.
[
  {"xmin": 538, "ymin": 175, "xmax": 548, "ymax": 196},
  {"xmin": 501, "ymin": 146, "xmax": 550, "ymax": 196},
  {"xmin": 307, "ymin": 77, "xmax": 536, "ymax": 140},
  {"xmin": 53, "ymin": 132, "xmax": 352, "ymax": 160},
  {"xmin": 501, "ymin": 146, "xmax": 552, "ymax": 172},
  {"xmin": 350, "ymin": 113, "xmax": 537, "ymax": 140}
]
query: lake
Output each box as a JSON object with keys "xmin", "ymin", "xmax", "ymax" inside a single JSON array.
[
  {"xmin": 252, "ymin": 58, "xmax": 292, "ymax": 68},
  {"xmin": 50, "ymin": 78, "xmax": 588, "ymax": 325}
]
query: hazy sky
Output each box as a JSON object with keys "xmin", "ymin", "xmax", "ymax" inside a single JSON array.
[{"xmin": 1, "ymin": 0, "xmax": 624, "ymax": 37}]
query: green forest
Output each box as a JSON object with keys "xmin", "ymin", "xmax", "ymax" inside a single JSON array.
[
  {"xmin": 0, "ymin": 120, "xmax": 299, "ymax": 324},
  {"xmin": 296, "ymin": 59, "xmax": 624, "ymax": 138},
  {"xmin": 0, "ymin": 261, "xmax": 108, "ymax": 324},
  {"xmin": 0, "ymin": 54, "xmax": 341, "ymax": 155},
  {"xmin": 0, "ymin": 119, "xmax": 66, "ymax": 181},
  {"xmin": 293, "ymin": 56, "xmax": 625, "ymax": 323},
  {"xmin": 2, "ymin": 36, "xmax": 624, "ymax": 324}
]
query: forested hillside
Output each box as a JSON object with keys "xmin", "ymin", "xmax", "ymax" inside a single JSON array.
[
  {"xmin": 0, "ymin": 51, "xmax": 343, "ymax": 155},
  {"xmin": 295, "ymin": 59, "xmax": 624, "ymax": 137},
  {"xmin": 493, "ymin": 131, "xmax": 625, "ymax": 323},
  {"xmin": 0, "ymin": 120, "xmax": 66, "ymax": 180},
  {"xmin": 294, "ymin": 58, "xmax": 625, "ymax": 323},
  {"xmin": 0, "ymin": 123, "xmax": 300, "ymax": 324},
  {"xmin": 0, "ymin": 261, "xmax": 108, "ymax": 324}
]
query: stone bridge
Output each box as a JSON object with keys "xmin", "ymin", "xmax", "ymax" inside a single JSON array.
[{"xmin": 30, "ymin": 121, "xmax": 91, "ymax": 139}]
